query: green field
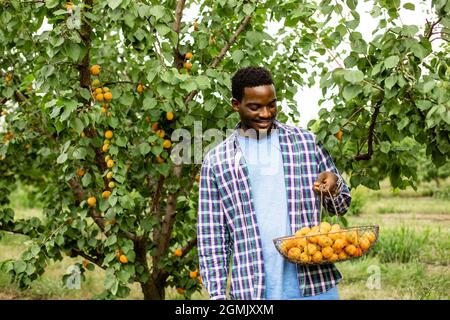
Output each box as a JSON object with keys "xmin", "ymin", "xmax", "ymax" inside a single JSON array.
[{"xmin": 0, "ymin": 179, "xmax": 449, "ymax": 300}]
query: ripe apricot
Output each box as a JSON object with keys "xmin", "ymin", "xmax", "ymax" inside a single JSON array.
[
  {"xmin": 174, "ymin": 249, "xmax": 183, "ymax": 257},
  {"xmin": 108, "ymin": 181, "xmax": 116, "ymax": 189},
  {"xmin": 335, "ymin": 129, "xmax": 343, "ymax": 141},
  {"xmin": 312, "ymin": 251, "xmax": 323, "ymax": 263},
  {"xmin": 87, "ymin": 196, "xmax": 96, "ymax": 207},
  {"xmin": 106, "ymin": 172, "xmax": 113, "ymax": 180},
  {"xmin": 105, "ymin": 130, "xmax": 113, "ymax": 139},
  {"xmin": 189, "ymin": 271, "xmax": 198, "ymax": 279},
  {"xmin": 76, "ymin": 168, "xmax": 85, "ymax": 177},
  {"xmin": 95, "ymin": 93, "xmax": 104, "ymax": 102},
  {"xmin": 90, "ymin": 65, "xmax": 101, "ymax": 76},
  {"xmin": 104, "ymin": 92, "xmax": 113, "ymax": 101},
  {"xmin": 185, "ymin": 52, "xmax": 193, "ymax": 59},
  {"xmin": 102, "ymin": 144, "xmax": 110, "ymax": 152},
  {"xmin": 163, "ymin": 139, "xmax": 172, "ymax": 149},
  {"xmin": 119, "ymin": 254, "xmax": 128, "ymax": 264},
  {"xmin": 102, "ymin": 190, "xmax": 111, "ymax": 199},
  {"xmin": 137, "ymin": 84, "xmax": 144, "ymax": 94},
  {"xmin": 183, "ymin": 62, "xmax": 192, "ymax": 70},
  {"xmin": 107, "ymin": 159, "xmax": 114, "ymax": 168},
  {"xmin": 166, "ymin": 111, "xmax": 174, "ymax": 121}
]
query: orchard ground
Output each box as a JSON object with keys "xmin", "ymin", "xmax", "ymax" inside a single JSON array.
[{"xmin": 0, "ymin": 179, "xmax": 448, "ymax": 300}]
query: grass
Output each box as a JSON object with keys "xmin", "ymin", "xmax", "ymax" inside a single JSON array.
[{"xmin": 1, "ymin": 178, "xmax": 449, "ymax": 300}]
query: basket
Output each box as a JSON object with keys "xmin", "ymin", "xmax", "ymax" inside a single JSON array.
[{"xmin": 273, "ymin": 187, "xmax": 379, "ymax": 265}]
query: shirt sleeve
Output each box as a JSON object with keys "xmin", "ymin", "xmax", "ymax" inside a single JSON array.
[
  {"xmin": 315, "ymin": 142, "xmax": 352, "ymax": 216},
  {"xmin": 197, "ymin": 155, "xmax": 230, "ymax": 300}
]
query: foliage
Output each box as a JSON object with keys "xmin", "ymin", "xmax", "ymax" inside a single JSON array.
[{"xmin": 0, "ymin": 0, "xmax": 449, "ymax": 299}]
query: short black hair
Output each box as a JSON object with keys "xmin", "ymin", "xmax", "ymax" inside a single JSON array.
[{"xmin": 231, "ymin": 67, "xmax": 274, "ymax": 102}]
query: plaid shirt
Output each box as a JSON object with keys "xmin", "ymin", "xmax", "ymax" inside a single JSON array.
[{"xmin": 197, "ymin": 120, "xmax": 351, "ymax": 300}]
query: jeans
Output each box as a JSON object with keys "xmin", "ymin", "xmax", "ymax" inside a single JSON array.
[{"xmin": 292, "ymin": 286, "xmax": 339, "ymax": 300}]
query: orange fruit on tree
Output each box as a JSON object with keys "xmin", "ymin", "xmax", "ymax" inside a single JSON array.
[
  {"xmin": 105, "ymin": 130, "xmax": 113, "ymax": 139},
  {"xmin": 108, "ymin": 181, "xmax": 116, "ymax": 189},
  {"xmin": 189, "ymin": 271, "xmax": 198, "ymax": 279},
  {"xmin": 87, "ymin": 196, "xmax": 96, "ymax": 207},
  {"xmin": 137, "ymin": 84, "xmax": 144, "ymax": 94},
  {"xmin": 195, "ymin": 174, "xmax": 200, "ymax": 183},
  {"xmin": 101, "ymin": 107, "xmax": 107, "ymax": 114},
  {"xmin": 163, "ymin": 139, "xmax": 172, "ymax": 149},
  {"xmin": 174, "ymin": 249, "xmax": 183, "ymax": 257},
  {"xmin": 166, "ymin": 111, "xmax": 174, "ymax": 121},
  {"xmin": 107, "ymin": 159, "xmax": 114, "ymax": 168},
  {"xmin": 106, "ymin": 172, "xmax": 113, "ymax": 180},
  {"xmin": 90, "ymin": 64, "xmax": 101, "ymax": 76},
  {"xmin": 105, "ymin": 155, "xmax": 111, "ymax": 162},
  {"xmin": 335, "ymin": 129, "xmax": 344, "ymax": 141},
  {"xmin": 76, "ymin": 168, "xmax": 85, "ymax": 177},
  {"xmin": 185, "ymin": 52, "xmax": 193, "ymax": 60},
  {"xmin": 94, "ymin": 88, "xmax": 103, "ymax": 95},
  {"xmin": 156, "ymin": 129, "xmax": 165, "ymax": 138},
  {"xmin": 102, "ymin": 190, "xmax": 111, "ymax": 199},
  {"xmin": 102, "ymin": 87, "xmax": 110, "ymax": 93},
  {"xmin": 151, "ymin": 122, "xmax": 158, "ymax": 131},
  {"xmin": 95, "ymin": 93, "xmax": 104, "ymax": 101},
  {"xmin": 104, "ymin": 92, "xmax": 113, "ymax": 101},
  {"xmin": 183, "ymin": 62, "xmax": 192, "ymax": 70},
  {"xmin": 119, "ymin": 254, "xmax": 128, "ymax": 264},
  {"xmin": 102, "ymin": 144, "xmax": 110, "ymax": 152}
]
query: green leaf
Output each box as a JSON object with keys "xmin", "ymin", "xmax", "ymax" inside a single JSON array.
[
  {"xmin": 156, "ymin": 24, "xmax": 171, "ymax": 36},
  {"xmin": 151, "ymin": 145, "xmax": 163, "ymax": 156},
  {"xmin": 232, "ymin": 50, "xmax": 244, "ymax": 63},
  {"xmin": 385, "ymin": 75, "xmax": 397, "ymax": 90},
  {"xmin": 66, "ymin": 42, "xmax": 81, "ymax": 62},
  {"xmin": 81, "ymin": 173, "xmax": 92, "ymax": 187},
  {"xmin": 422, "ymin": 81, "xmax": 435, "ymax": 93},
  {"xmin": 195, "ymin": 75, "xmax": 211, "ymax": 90},
  {"xmin": 139, "ymin": 142, "xmax": 151, "ymax": 156},
  {"xmin": 116, "ymin": 136, "xmax": 128, "ymax": 147},
  {"xmin": 343, "ymin": 70, "xmax": 364, "ymax": 84},
  {"xmin": 384, "ymin": 55, "xmax": 399, "ymax": 69},
  {"xmin": 143, "ymin": 97, "xmax": 157, "ymax": 110},
  {"xmin": 149, "ymin": 5, "xmax": 165, "ymax": 21},
  {"xmin": 57, "ymin": 153, "xmax": 68, "ymax": 164},
  {"xmin": 342, "ymin": 84, "xmax": 361, "ymax": 100},
  {"xmin": 105, "ymin": 234, "xmax": 117, "ymax": 247},
  {"xmin": 380, "ymin": 141, "xmax": 391, "ymax": 153},
  {"xmin": 107, "ymin": 0, "xmax": 122, "ymax": 10},
  {"xmin": 45, "ymin": 0, "xmax": 59, "ymax": 9},
  {"xmin": 14, "ymin": 260, "xmax": 27, "ymax": 273},
  {"xmin": 73, "ymin": 147, "xmax": 88, "ymax": 160},
  {"xmin": 403, "ymin": 2, "xmax": 415, "ymax": 10}
]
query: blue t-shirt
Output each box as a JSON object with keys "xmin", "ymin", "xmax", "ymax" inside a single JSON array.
[{"xmin": 237, "ymin": 130, "xmax": 302, "ymax": 300}]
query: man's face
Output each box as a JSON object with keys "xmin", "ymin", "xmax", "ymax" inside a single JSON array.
[{"xmin": 232, "ymin": 84, "xmax": 277, "ymax": 133}]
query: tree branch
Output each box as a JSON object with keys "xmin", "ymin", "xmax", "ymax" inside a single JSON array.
[
  {"xmin": 172, "ymin": 0, "xmax": 186, "ymax": 69},
  {"xmin": 184, "ymin": 13, "xmax": 254, "ymax": 104},
  {"xmin": 72, "ymin": 248, "xmax": 106, "ymax": 270},
  {"xmin": 354, "ymin": 104, "xmax": 381, "ymax": 161},
  {"xmin": 426, "ymin": 17, "xmax": 442, "ymax": 39},
  {"xmin": 181, "ymin": 237, "xmax": 197, "ymax": 255}
]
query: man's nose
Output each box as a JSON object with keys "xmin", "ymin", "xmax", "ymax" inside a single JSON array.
[{"xmin": 259, "ymin": 106, "xmax": 272, "ymax": 119}]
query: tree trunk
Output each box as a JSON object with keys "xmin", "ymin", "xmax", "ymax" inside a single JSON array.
[{"xmin": 141, "ymin": 278, "xmax": 166, "ymax": 300}]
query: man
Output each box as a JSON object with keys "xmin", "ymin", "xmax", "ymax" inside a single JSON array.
[{"xmin": 197, "ymin": 67, "xmax": 351, "ymax": 300}]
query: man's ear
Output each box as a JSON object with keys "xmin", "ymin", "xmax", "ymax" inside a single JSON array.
[{"xmin": 231, "ymin": 98, "xmax": 240, "ymax": 112}]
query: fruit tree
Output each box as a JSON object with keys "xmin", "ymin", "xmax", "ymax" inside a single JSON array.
[{"xmin": 0, "ymin": 0, "xmax": 449, "ymax": 299}]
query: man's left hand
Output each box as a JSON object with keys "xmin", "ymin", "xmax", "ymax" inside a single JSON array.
[{"xmin": 313, "ymin": 171, "xmax": 339, "ymax": 196}]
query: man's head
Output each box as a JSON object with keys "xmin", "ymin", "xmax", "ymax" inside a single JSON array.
[{"xmin": 231, "ymin": 67, "xmax": 277, "ymax": 133}]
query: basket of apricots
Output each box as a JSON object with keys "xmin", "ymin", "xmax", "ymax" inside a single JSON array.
[{"xmin": 273, "ymin": 222, "xmax": 379, "ymax": 265}]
